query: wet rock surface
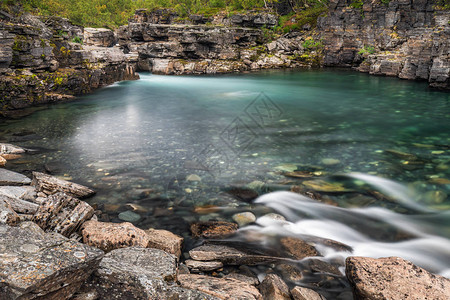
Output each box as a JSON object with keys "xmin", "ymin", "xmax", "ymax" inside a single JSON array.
[
  {"xmin": 346, "ymin": 256, "xmax": 450, "ymax": 300},
  {"xmin": 0, "ymin": 222, "xmax": 103, "ymax": 300},
  {"xmin": 190, "ymin": 221, "xmax": 238, "ymax": 239},
  {"xmin": 291, "ymin": 286, "xmax": 326, "ymax": 300}
]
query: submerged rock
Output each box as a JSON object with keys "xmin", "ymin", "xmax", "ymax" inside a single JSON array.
[
  {"xmin": 190, "ymin": 221, "xmax": 238, "ymax": 239},
  {"xmin": 178, "ymin": 274, "xmax": 262, "ymax": 300},
  {"xmin": 82, "ymin": 220, "xmax": 149, "ymax": 252},
  {"xmin": 0, "ymin": 143, "xmax": 26, "ymax": 154},
  {"xmin": 0, "ymin": 222, "xmax": 103, "ymax": 300},
  {"xmin": 189, "ymin": 244, "xmax": 281, "ymax": 265},
  {"xmin": 118, "ymin": 210, "xmax": 141, "ymax": 222},
  {"xmin": 232, "ymin": 212, "xmax": 256, "ymax": 227},
  {"xmin": 302, "ymin": 180, "xmax": 353, "ymax": 193},
  {"xmin": 346, "ymin": 256, "xmax": 450, "ymax": 300}
]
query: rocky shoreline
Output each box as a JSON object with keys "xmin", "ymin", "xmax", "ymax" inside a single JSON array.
[
  {"xmin": 1, "ymin": 142, "xmax": 449, "ymax": 299},
  {"xmin": 1, "ymin": 0, "xmax": 449, "ymax": 116}
]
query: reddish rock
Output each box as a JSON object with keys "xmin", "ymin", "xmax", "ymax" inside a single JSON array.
[
  {"xmin": 145, "ymin": 228, "xmax": 183, "ymax": 258},
  {"xmin": 280, "ymin": 237, "xmax": 319, "ymax": 259},
  {"xmin": 346, "ymin": 256, "xmax": 450, "ymax": 300},
  {"xmin": 178, "ymin": 274, "xmax": 263, "ymax": 300},
  {"xmin": 291, "ymin": 286, "xmax": 326, "ymax": 300},
  {"xmin": 259, "ymin": 274, "xmax": 291, "ymax": 300},
  {"xmin": 82, "ymin": 220, "xmax": 150, "ymax": 252},
  {"xmin": 190, "ymin": 221, "xmax": 238, "ymax": 239},
  {"xmin": 185, "ymin": 259, "xmax": 223, "ymax": 272}
]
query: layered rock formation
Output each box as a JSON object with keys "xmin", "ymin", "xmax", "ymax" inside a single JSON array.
[
  {"xmin": 318, "ymin": 0, "xmax": 450, "ymax": 89},
  {"xmin": 0, "ymin": 15, "xmax": 138, "ymax": 114}
]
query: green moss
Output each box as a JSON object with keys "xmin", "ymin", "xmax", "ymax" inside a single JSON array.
[{"xmin": 358, "ymin": 45, "xmax": 376, "ymax": 55}]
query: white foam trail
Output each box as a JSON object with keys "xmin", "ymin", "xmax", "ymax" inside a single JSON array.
[{"xmin": 254, "ymin": 191, "xmax": 450, "ymax": 277}]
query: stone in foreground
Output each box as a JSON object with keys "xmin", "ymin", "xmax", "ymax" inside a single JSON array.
[
  {"xmin": 91, "ymin": 247, "xmax": 215, "ymax": 299},
  {"xmin": 185, "ymin": 259, "xmax": 223, "ymax": 272},
  {"xmin": 145, "ymin": 227, "xmax": 183, "ymax": 258},
  {"xmin": 0, "ymin": 197, "xmax": 19, "ymax": 225},
  {"xmin": 0, "ymin": 169, "xmax": 31, "ymax": 186},
  {"xmin": 33, "ymin": 192, "xmax": 94, "ymax": 237},
  {"xmin": 346, "ymin": 256, "xmax": 450, "ymax": 300},
  {"xmin": 32, "ymin": 171, "xmax": 95, "ymax": 198},
  {"xmin": 259, "ymin": 274, "xmax": 291, "ymax": 300},
  {"xmin": 178, "ymin": 274, "xmax": 262, "ymax": 300},
  {"xmin": 82, "ymin": 220, "xmax": 150, "ymax": 252},
  {"xmin": 291, "ymin": 286, "xmax": 326, "ymax": 300},
  {"xmin": 0, "ymin": 222, "xmax": 103, "ymax": 300}
]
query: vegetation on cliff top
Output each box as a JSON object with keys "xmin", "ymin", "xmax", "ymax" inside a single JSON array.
[{"xmin": 6, "ymin": 0, "xmax": 329, "ymax": 28}]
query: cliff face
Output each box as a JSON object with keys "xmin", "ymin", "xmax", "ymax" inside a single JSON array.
[
  {"xmin": 0, "ymin": 14, "xmax": 138, "ymax": 114},
  {"xmin": 318, "ymin": 0, "xmax": 450, "ymax": 89}
]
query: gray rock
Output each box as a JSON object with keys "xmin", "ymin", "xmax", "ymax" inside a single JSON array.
[
  {"xmin": 0, "ymin": 197, "xmax": 19, "ymax": 225},
  {"xmin": 185, "ymin": 259, "xmax": 223, "ymax": 272},
  {"xmin": 0, "ymin": 222, "xmax": 103, "ymax": 299},
  {"xmin": 0, "ymin": 186, "xmax": 37, "ymax": 202},
  {"xmin": 346, "ymin": 256, "xmax": 450, "ymax": 300},
  {"xmin": 83, "ymin": 28, "xmax": 116, "ymax": 47},
  {"xmin": 118, "ymin": 210, "xmax": 141, "ymax": 222},
  {"xmin": 0, "ymin": 194, "xmax": 38, "ymax": 214},
  {"xmin": 33, "ymin": 192, "xmax": 94, "ymax": 237},
  {"xmin": 189, "ymin": 244, "xmax": 281, "ymax": 265},
  {"xmin": 91, "ymin": 247, "xmax": 208, "ymax": 299},
  {"xmin": 0, "ymin": 143, "xmax": 26, "ymax": 154},
  {"xmin": 0, "ymin": 169, "xmax": 31, "ymax": 186},
  {"xmin": 32, "ymin": 172, "xmax": 95, "ymax": 199}
]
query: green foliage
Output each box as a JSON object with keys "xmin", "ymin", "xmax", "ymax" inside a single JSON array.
[
  {"xmin": 358, "ymin": 45, "xmax": 375, "ymax": 55},
  {"xmin": 71, "ymin": 36, "xmax": 83, "ymax": 44},
  {"xmin": 275, "ymin": 4, "xmax": 328, "ymax": 33},
  {"xmin": 434, "ymin": 0, "xmax": 450, "ymax": 10},
  {"xmin": 302, "ymin": 37, "xmax": 323, "ymax": 51},
  {"xmin": 349, "ymin": 0, "xmax": 363, "ymax": 9}
]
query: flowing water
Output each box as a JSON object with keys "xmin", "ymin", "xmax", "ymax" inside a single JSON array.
[{"xmin": 1, "ymin": 69, "xmax": 449, "ymax": 298}]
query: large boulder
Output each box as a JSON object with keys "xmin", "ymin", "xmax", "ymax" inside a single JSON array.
[
  {"xmin": 346, "ymin": 256, "xmax": 450, "ymax": 300},
  {"xmin": 90, "ymin": 247, "xmax": 216, "ymax": 299},
  {"xmin": 0, "ymin": 222, "xmax": 103, "ymax": 299},
  {"xmin": 82, "ymin": 220, "xmax": 150, "ymax": 252}
]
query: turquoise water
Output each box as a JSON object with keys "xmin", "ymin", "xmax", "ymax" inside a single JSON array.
[{"xmin": 1, "ymin": 69, "xmax": 449, "ymax": 297}]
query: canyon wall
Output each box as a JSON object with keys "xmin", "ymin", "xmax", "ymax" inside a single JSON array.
[
  {"xmin": 0, "ymin": 15, "xmax": 138, "ymax": 114},
  {"xmin": 318, "ymin": 0, "xmax": 450, "ymax": 89}
]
